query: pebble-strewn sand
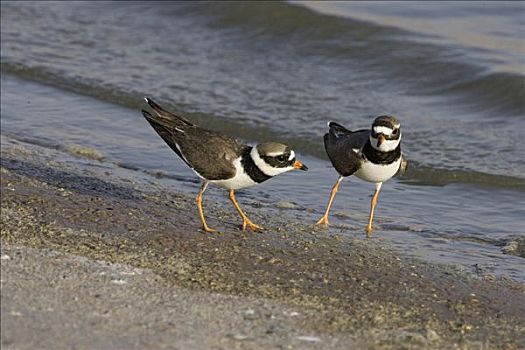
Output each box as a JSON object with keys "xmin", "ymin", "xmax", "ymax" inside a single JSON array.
[{"xmin": 1, "ymin": 135, "xmax": 524, "ymax": 350}]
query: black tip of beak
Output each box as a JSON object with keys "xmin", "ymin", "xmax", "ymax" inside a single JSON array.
[{"xmin": 292, "ymin": 160, "xmax": 308, "ymax": 171}]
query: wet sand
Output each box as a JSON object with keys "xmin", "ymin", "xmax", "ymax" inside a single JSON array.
[{"xmin": 1, "ymin": 135, "xmax": 524, "ymax": 350}]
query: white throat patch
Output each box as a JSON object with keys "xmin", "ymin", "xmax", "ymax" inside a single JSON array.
[{"xmin": 250, "ymin": 148, "xmax": 293, "ymax": 177}]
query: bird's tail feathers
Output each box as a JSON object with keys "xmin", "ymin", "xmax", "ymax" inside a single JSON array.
[
  {"xmin": 328, "ymin": 121, "xmax": 352, "ymax": 138},
  {"xmin": 142, "ymin": 97, "xmax": 193, "ymax": 126},
  {"xmin": 142, "ymin": 109, "xmax": 172, "ymax": 134}
]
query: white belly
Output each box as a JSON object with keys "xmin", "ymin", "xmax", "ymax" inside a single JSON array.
[
  {"xmin": 354, "ymin": 157, "xmax": 401, "ymax": 183},
  {"xmin": 209, "ymin": 157, "xmax": 257, "ymax": 190}
]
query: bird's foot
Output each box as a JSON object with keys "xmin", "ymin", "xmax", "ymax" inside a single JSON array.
[
  {"xmin": 315, "ymin": 216, "xmax": 329, "ymax": 226},
  {"xmin": 365, "ymin": 226, "xmax": 372, "ymax": 238},
  {"xmin": 201, "ymin": 225, "xmax": 217, "ymax": 233},
  {"xmin": 242, "ymin": 219, "xmax": 263, "ymax": 232}
]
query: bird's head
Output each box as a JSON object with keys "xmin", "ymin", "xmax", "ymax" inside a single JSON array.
[
  {"xmin": 369, "ymin": 115, "xmax": 401, "ymax": 152},
  {"xmin": 250, "ymin": 143, "xmax": 308, "ymax": 176}
]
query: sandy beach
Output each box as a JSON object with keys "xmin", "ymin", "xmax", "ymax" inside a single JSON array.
[{"xmin": 1, "ymin": 134, "xmax": 524, "ymax": 350}]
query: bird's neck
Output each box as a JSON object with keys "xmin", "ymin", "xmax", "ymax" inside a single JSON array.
[
  {"xmin": 241, "ymin": 147, "xmax": 272, "ymax": 183},
  {"xmin": 362, "ymin": 141, "xmax": 401, "ymax": 165}
]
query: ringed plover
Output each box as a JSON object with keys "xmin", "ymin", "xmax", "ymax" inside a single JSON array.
[
  {"xmin": 142, "ymin": 98, "xmax": 308, "ymax": 232},
  {"xmin": 315, "ymin": 116, "xmax": 406, "ymax": 237}
]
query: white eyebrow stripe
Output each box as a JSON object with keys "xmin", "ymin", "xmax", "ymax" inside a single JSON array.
[
  {"xmin": 373, "ymin": 126, "xmax": 393, "ymax": 136},
  {"xmin": 266, "ymin": 152, "xmax": 284, "ymax": 157},
  {"xmin": 265, "ymin": 150, "xmax": 295, "ymax": 160}
]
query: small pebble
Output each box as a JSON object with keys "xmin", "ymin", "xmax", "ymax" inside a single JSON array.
[
  {"xmin": 501, "ymin": 238, "xmax": 525, "ymax": 258},
  {"xmin": 275, "ymin": 201, "xmax": 296, "ymax": 209},
  {"xmin": 284, "ymin": 311, "xmax": 300, "ymax": 317},
  {"xmin": 229, "ymin": 334, "xmax": 255, "ymax": 341},
  {"xmin": 426, "ymin": 329, "xmax": 440, "ymax": 342},
  {"xmin": 501, "ymin": 241, "xmax": 518, "ymax": 254},
  {"xmin": 111, "ymin": 279, "xmax": 127, "ymax": 285},
  {"xmin": 295, "ymin": 335, "xmax": 321, "ymax": 342}
]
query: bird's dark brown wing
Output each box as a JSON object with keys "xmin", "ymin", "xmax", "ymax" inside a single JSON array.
[
  {"xmin": 142, "ymin": 99, "xmax": 246, "ymax": 180},
  {"xmin": 324, "ymin": 122, "xmax": 369, "ymax": 177},
  {"xmin": 171, "ymin": 127, "xmax": 248, "ymax": 180}
]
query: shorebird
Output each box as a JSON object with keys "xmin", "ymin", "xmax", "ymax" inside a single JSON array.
[
  {"xmin": 315, "ymin": 116, "xmax": 406, "ymax": 237},
  {"xmin": 142, "ymin": 98, "xmax": 308, "ymax": 232}
]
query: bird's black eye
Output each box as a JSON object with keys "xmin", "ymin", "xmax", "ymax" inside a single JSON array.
[
  {"xmin": 392, "ymin": 129, "xmax": 399, "ymax": 135},
  {"xmin": 276, "ymin": 155, "xmax": 287, "ymax": 162}
]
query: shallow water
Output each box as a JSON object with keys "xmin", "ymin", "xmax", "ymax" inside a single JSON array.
[
  {"xmin": 2, "ymin": 75, "xmax": 524, "ymax": 282},
  {"xmin": 1, "ymin": 2, "xmax": 524, "ymax": 281}
]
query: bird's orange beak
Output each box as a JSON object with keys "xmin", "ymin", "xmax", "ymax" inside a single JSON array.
[
  {"xmin": 293, "ymin": 160, "xmax": 308, "ymax": 171},
  {"xmin": 377, "ymin": 134, "xmax": 386, "ymax": 147}
]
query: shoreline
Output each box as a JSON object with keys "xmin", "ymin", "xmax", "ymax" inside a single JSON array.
[
  {"xmin": 1, "ymin": 135, "xmax": 525, "ymax": 349},
  {"xmin": 2, "ymin": 72, "xmax": 524, "ymax": 283}
]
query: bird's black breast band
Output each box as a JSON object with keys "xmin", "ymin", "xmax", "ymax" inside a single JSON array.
[
  {"xmin": 362, "ymin": 141, "xmax": 401, "ymax": 165},
  {"xmin": 241, "ymin": 148, "xmax": 272, "ymax": 183}
]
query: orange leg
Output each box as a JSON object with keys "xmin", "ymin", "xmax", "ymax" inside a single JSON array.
[
  {"xmin": 228, "ymin": 190, "xmax": 263, "ymax": 231},
  {"xmin": 195, "ymin": 182, "xmax": 216, "ymax": 233},
  {"xmin": 315, "ymin": 176, "xmax": 343, "ymax": 226},
  {"xmin": 366, "ymin": 183, "xmax": 382, "ymax": 238}
]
